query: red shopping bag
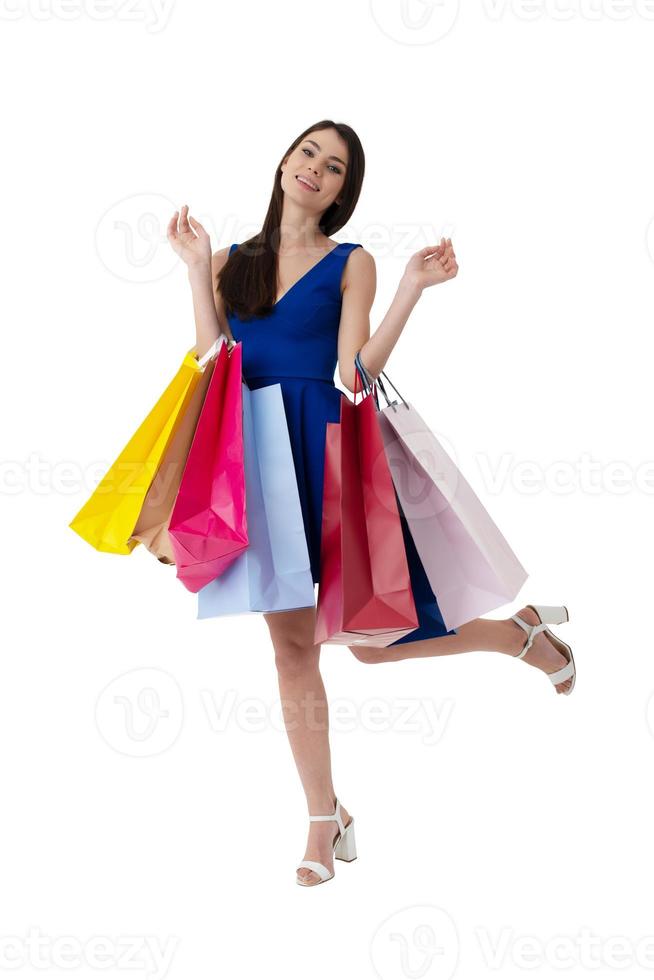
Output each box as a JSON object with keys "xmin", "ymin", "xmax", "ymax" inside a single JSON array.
[
  {"xmin": 169, "ymin": 340, "xmax": 248, "ymax": 592},
  {"xmin": 314, "ymin": 371, "xmax": 418, "ymax": 646}
]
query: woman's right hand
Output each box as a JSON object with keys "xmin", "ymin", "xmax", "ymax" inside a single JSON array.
[{"xmin": 167, "ymin": 204, "xmax": 211, "ymax": 268}]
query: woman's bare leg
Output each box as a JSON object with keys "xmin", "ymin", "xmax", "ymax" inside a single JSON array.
[
  {"xmin": 264, "ymin": 601, "xmax": 571, "ymax": 886},
  {"xmin": 263, "ymin": 605, "xmax": 352, "ymax": 885},
  {"xmin": 347, "ymin": 604, "xmax": 573, "ymax": 693}
]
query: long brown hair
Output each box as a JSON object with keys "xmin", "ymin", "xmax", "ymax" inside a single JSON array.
[{"xmin": 217, "ymin": 120, "xmax": 365, "ymax": 322}]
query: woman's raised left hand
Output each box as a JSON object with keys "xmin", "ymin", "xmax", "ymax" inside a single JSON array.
[{"xmin": 404, "ymin": 237, "xmax": 458, "ymax": 291}]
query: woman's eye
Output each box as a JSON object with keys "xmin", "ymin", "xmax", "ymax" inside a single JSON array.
[{"xmin": 302, "ymin": 148, "xmax": 341, "ymax": 175}]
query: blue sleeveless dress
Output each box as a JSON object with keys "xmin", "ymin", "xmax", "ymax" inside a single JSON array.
[{"xmin": 225, "ymin": 241, "xmax": 456, "ymax": 644}]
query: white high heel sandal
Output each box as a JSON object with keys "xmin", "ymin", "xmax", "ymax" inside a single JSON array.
[
  {"xmin": 511, "ymin": 604, "xmax": 576, "ymax": 695},
  {"xmin": 296, "ymin": 798, "xmax": 357, "ymax": 886}
]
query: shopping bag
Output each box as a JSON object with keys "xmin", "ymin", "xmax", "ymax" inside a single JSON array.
[
  {"xmin": 197, "ymin": 382, "xmax": 315, "ymax": 617},
  {"xmin": 128, "ymin": 356, "xmax": 216, "ymax": 562},
  {"xmin": 314, "ymin": 370, "xmax": 419, "ymax": 647},
  {"xmin": 168, "ymin": 339, "xmax": 248, "ymax": 592},
  {"xmin": 354, "ymin": 352, "xmax": 528, "ymax": 630},
  {"xmin": 68, "ymin": 346, "xmax": 203, "ymax": 554}
]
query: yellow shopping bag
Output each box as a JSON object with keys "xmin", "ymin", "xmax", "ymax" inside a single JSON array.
[{"xmin": 69, "ymin": 344, "xmax": 211, "ymax": 554}]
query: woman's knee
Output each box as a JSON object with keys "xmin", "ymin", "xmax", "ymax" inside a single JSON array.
[
  {"xmin": 263, "ymin": 609, "xmax": 319, "ymax": 675},
  {"xmin": 273, "ymin": 636, "xmax": 319, "ymax": 675}
]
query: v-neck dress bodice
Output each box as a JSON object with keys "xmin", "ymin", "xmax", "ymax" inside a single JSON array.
[
  {"xmin": 226, "ymin": 241, "xmax": 358, "ymax": 382},
  {"xmin": 223, "ymin": 240, "xmax": 455, "ymax": 644}
]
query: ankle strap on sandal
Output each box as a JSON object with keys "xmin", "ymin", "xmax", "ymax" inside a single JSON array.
[
  {"xmin": 511, "ymin": 615, "xmax": 549, "ymax": 659},
  {"xmin": 308, "ymin": 798, "xmax": 345, "ymax": 836}
]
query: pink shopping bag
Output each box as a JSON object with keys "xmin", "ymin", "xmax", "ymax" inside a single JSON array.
[{"xmin": 169, "ymin": 340, "xmax": 248, "ymax": 592}]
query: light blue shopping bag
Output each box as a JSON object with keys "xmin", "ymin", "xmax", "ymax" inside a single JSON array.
[{"xmin": 197, "ymin": 382, "xmax": 316, "ymax": 618}]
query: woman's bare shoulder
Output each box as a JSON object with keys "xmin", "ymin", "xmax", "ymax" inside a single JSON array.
[
  {"xmin": 211, "ymin": 244, "xmax": 232, "ymax": 278},
  {"xmin": 210, "ymin": 246, "xmax": 233, "ymax": 334},
  {"xmin": 342, "ymin": 244, "xmax": 375, "ymax": 291}
]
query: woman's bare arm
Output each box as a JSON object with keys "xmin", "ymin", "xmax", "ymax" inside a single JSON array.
[
  {"xmin": 186, "ymin": 245, "xmax": 237, "ymax": 360},
  {"xmin": 209, "ymin": 247, "xmax": 235, "ymax": 345},
  {"xmin": 166, "ymin": 206, "xmax": 233, "ymax": 360},
  {"xmin": 336, "ymin": 247, "xmax": 376, "ymax": 393},
  {"xmin": 337, "ymin": 238, "xmax": 459, "ymax": 391},
  {"xmin": 336, "ymin": 247, "xmax": 425, "ymax": 392},
  {"xmin": 187, "ymin": 261, "xmax": 220, "ymax": 360}
]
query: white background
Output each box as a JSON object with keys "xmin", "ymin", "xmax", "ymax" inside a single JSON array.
[{"xmin": 2, "ymin": 1, "xmax": 653, "ymax": 978}]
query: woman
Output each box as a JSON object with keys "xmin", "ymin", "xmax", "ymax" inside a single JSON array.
[{"xmin": 167, "ymin": 119, "xmax": 575, "ymax": 888}]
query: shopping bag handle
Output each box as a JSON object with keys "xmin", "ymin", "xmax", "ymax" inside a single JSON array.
[
  {"xmin": 353, "ymin": 352, "xmax": 381, "ymax": 408},
  {"xmin": 195, "ymin": 334, "xmax": 228, "ymax": 369},
  {"xmin": 354, "ymin": 350, "xmax": 408, "ymax": 412},
  {"xmin": 353, "ymin": 351, "xmax": 380, "ymax": 408},
  {"xmin": 195, "ymin": 333, "xmax": 248, "ymax": 388}
]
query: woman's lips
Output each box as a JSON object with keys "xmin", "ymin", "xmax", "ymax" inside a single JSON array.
[{"xmin": 296, "ymin": 175, "xmax": 319, "ymax": 192}]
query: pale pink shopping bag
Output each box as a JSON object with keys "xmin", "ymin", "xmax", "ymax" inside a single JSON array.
[{"xmin": 354, "ymin": 354, "xmax": 528, "ymax": 631}]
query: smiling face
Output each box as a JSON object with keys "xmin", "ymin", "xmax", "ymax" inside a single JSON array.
[{"xmin": 280, "ymin": 128, "xmax": 349, "ymax": 214}]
